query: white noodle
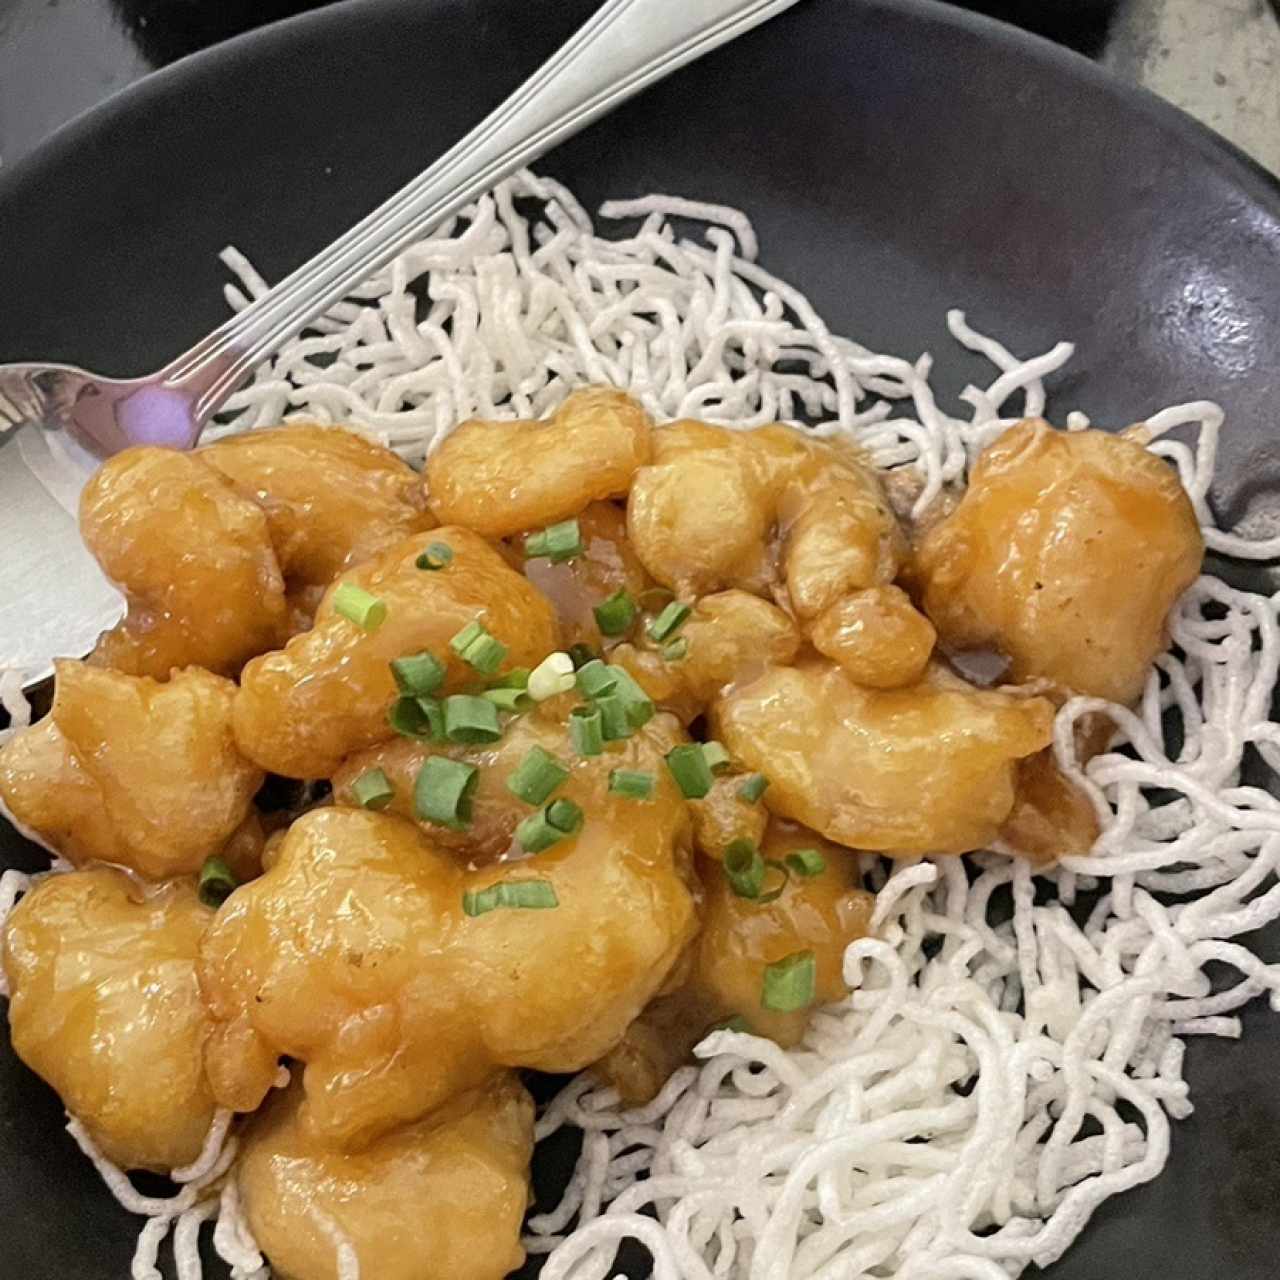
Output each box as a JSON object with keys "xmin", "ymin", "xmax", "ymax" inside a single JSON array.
[{"xmin": 4, "ymin": 172, "xmax": 1279, "ymax": 1279}]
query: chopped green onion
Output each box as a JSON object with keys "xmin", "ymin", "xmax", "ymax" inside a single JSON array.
[
  {"xmin": 594, "ymin": 590, "xmax": 637, "ymax": 636},
  {"xmin": 443, "ymin": 694, "xmax": 502, "ymax": 744},
  {"xmin": 388, "ymin": 695, "xmax": 444, "ymax": 741},
  {"xmin": 609, "ymin": 769, "xmax": 655, "ymax": 800},
  {"xmin": 761, "ymin": 950, "xmax": 817, "ymax": 1012},
  {"xmin": 756, "ymin": 859, "xmax": 792, "ymax": 905},
  {"xmin": 665, "ymin": 744, "xmax": 714, "ymax": 798},
  {"xmin": 333, "ymin": 583, "xmax": 387, "ymax": 632},
  {"xmin": 506, "ymin": 746, "xmax": 570, "ymax": 806},
  {"xmin": 524, "ymin": 518, "xmax": 583, "ymax": 563},
  {"xmin": 648, "ymin": 600, "xmax": 691, "ymax": 643},
  {"xmin": 415, "ymin": 542, "xmax": 454, "ymax": 571},
  {"xmin": 449, "ymin": 620, "xmax": 507, "ymax": 675},
  {"xmin": 724, "ymin": 839, "xmax": 765, "ymax": 898},
  {"xmin": 786, "ymin": 848, "xmax": 827, "ymax": 878},
  {"xmin": 490, "ymin": 668, "xmax": 531, "ymax": 690},
  {"xmin": 516, "ymin": 800, "xmax": 583, "ymax": 853},
  {"xmin": 702, "ymin": 741, "xmax": 732, "ymax": 774},
  {"xmin": 197, "ymin": 856, "xmax": 238, "ymax": 909},
  {"xmin": 482, "ymin": 687, "xmax": 531, "ymax": 713},
  {"xmin": 575, "ymin": 659, "xmax": 618, "ymax": 699},
  {"xmin": 570, "ymin": 705, "xmax": 605, "ymax": 756},
  {"xmin": 737, "ymin": 773, "xmax": 770, "ymax": 803},
  {"xmin": 567, "ymin": 642, "xmax": 599, "ymax": 670},
  {"xmin": 390, "ymin": 651, "xmax": 445, "ymax": 697},
  {"xmin": 610, "ymin": 666, "xmax": 655, "ymax": 728},
  {"xmin": 662, "ymin": 638, "xmax": 689, "ymax": 662},
  {"xmin": 528, "ymin": 652, "xmax": 576, "ymax": 701},
  {"xmin": 595, "ymin": 693, "xmax": 634, "ymax": 742},
  {"xmin": 414, "ymin": 757, "xmax": 479, "ymax": 830},
  {"xmin": 708, "ymin": 1014, "xmax": 752, "ymax": 1035},
  {"xmin": 463, "ymin": 879, "xmax": 559, "ymax": 917},
  {"xmin": 351, "ymin": 767, "xmax": 395, "ymax": 811}
]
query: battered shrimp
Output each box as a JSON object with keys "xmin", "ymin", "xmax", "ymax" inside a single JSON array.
[
  {"xmin": 809, "ymin": 585, "xmax": 937, "ymax": 689},
  {"xmin": 234, "ymin": 528, "xmax": 559, "ymax": 778},
  {"xmin": 712, "ymin": 659, "xmax": 1054, "ymax": 856},
  {"xmin": 239, "ymin": 1075, "xmax": 533, "ymax": 1280},
  {"xmin": 3, "ymin": 868, "xmax": 217, "ymax": 1171},
  {"xmin": 200, "ymin": 742, "xmax": 697, "ymax": 1148},
  {"xmin": 0, "ymin": 662, "xmax": 261, "ymax": 879},
  {"xmin": 426, "ymin": 388, "xmax": 652, "ymax": 537},
  {"xmin": 81, "ymin": 447, "xmax": 288, "ymax": 678},
  {"xmin": 916, "ymin": 419, "xmax": 1204, "ymax": 704}
]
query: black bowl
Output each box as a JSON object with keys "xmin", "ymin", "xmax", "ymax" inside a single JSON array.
[{"xmin": 1, "ymin": 0, "xmax": 1279, "ymax": 1276}]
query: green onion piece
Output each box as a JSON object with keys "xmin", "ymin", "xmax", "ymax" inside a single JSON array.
[
  {"xmin": 786, "ymin": 848, "xmax": 827, "ymax": 878},
  {"xmin": 567, "ymin": 642, "xmax": 599, "ymax": 670},
  {"xmin": 506, "ymin": 746, "xmax": 570, "ymax": 806},
  {"xmin": 516, "ymin": 802, "xmax": 580, "ymax": 853},
  {"xmin": 450, "ymin": 620, "xmax": 484, "ymax": 654},
  {"xmin": 756, "ymin": 859, "xmax": 792, "ymax": 905},
  {"xmin": 666, "ymin": 744, "xmax": 714, "ymax": 798},
  {"xmin": 595, "ymin": 693, "xmax": 634, "ymax": 742},
  {"xmin": 761, "ymin": 950, "xmax": 817, "ymax": 1012},
  {"xmin": 662, "ymin": 638, "xmax": 689, "ymax": 663},
  {"xmin": 547, "ymin": 798, "xmax": 584, "ymax": 834},
  {"xmin": 490, "ymin": 667, "xmax": 531, "ymax": 690},
  {"xmin": 610, "ymin": 666, "xmax": 656, "ymax": 728},
  {"xmin": 481, "ymin": 687, "xmax": 531, "ymax": 713},
  {"xmin": 388, "ymin": 695, "xmax": 444, "ymax": 741},
  {"xmin": 333, "ymin": 582, "xmax": 387, "ymax": 632},
  {"xmin": 414, "ymin": 756, "xmax": 479, "ymax": 830},
  {"xmin": 524, "ymin": 517, "xmax": 582, "ymax": 563},
  {"xmin": 723, "ymin": 839, "xmax": 765, "ymax": 898},
  {"xmin": 575, "ymin": 659, "xmax": 618, "ymax": 699},
  {"xmin": 594, "ymin": 590, "xmax": 637, "ymax": 636},
  {"xmin": 569, "ymin": 705, "xmax": 604, "ymax": 756},
  {"xmin": 450, "ymin": 620, "xmax": 508, "ymax": 676},
  {"xmin": 648, "ymin": 600, "xmax": 691, "ymax": 643},
  {"xmin": 608, "ymin": 769, "xmax": 655, "ymax": 800},
  {"xmin": 415, "ymin": 542, "xmax": 454, "ymax": 571},
  {"xmin": 737, "ymin": 773, "xmax": 770, "ymax": 804},
  {"xmin": 390, "ymin": 651, "xmax": 446, "ymax": 696},
  {"xmin": 463, "ymin": 879, "xmax": 559, "ymax": 917},
  {"xmin": 528, "ymin": 652, "xmax": 576, "ymax": 701},
  {"xmin": 708, "ymin": 1014, "xmax": 752, "ymax": 1035},
  {"xmin": 197, "ymin": 856, "xmax": 238, "ymax": 909},
  {"xmin": 702, "ymin": 741, "xmax": 732, "ymax": 774},
  {"xmin": 443, "ymin": 694, "xmax": 502, "ymax": 744},
  {"xmin": 351, "ymin": 767, "xmax": 395, "ymax": 811}
]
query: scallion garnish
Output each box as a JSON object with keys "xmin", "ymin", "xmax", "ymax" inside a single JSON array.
[
  {"xmin": 610, "ymin": 666, "xmax": 655, "ymax": 728},
  {"xmin": 481, "ymin": 687, "xmax": 531, "ymax": 713},
  {"xmin": 463, "ymin": 879, "xmax": 559, "ymax": 917},
  {"xmin": 516, "ymin": 798, "xmax": 584, "ymax": 853},
  {"xmin": 595, "ymin": 693, "xmax": 633, "ymax": 742},
  {"xmin": 197, "ymin": 856, "xmax": 238, "ymax": 909},
  {"xmin": 662, "ymin": 638, "xmax": 689, "ymax": 662},
  {"xmin": 415, "ymin": 542, "xmax": 454, "ymax": 571},
  {"xmin": 414, "ymin": 756, "xmax": 479, "ymax": 830},
  {"xmin": 594, "ymin": 590, "xmax": 637, "ymax": 636},
  {"xmin": 333, "ymin": 582, "xmax": 387, "ymax": 632},
  {"xmin": 567, "ymin": 642, "xmax": 599, "ymax": 670},
  {"xmin": 786, "ymin": 848, "xmax": 826, "ymax": 878},
  {"xmin": 506, "ymin": 745, "xmax": 570, "ymax": 806},
  {"xmin": 665, "ymin": 743, "xmax": 714, "ymax": 798},
  {"xmin": 702, "ymin": 741, "xmax": 732, "ymax": 774},
  {"xmin": 528, "ymin": 652, "xmax": 576, "ymax": 701},
  {"xmin": 442, "ymin": 694, "xmax": 502, "ymax": 744},
  {"xmin": 737, "ymin": 773, "xmax": 770, "ymax": 803},
  {"xmin": 761, "ymin": 950, "xmax": 817, "ymax": 1012},
  {"xmin": 490, "ymin": 668, "xmax": 531, "ymax": 690},
  {"xmin": 724, "ymin": 839, "xmax": 765, "ymax": 898},
  {"xmin": 389, "ymin": 695, "xmax": 444, "ymax": 741},
  {"xmin": 570, "ymin": 705, "xmax": 605, "ymax": 756},
  {"xmin": 575, "ymin": 659, "xmax": 618, "ymax": 699},
  {"xmin": 449, "ymin": 620, "xmax": 507, "ymax": 676},
  {"xmin": 524, "ymin": 518, "xmax": 583, "ymax": 563},
  {"xmin": 351, "ymin": 767, "xmax": 395, "ymax": 811},
  {"xmin": 648, "ymin": 600, "xmax": 691, "ymax": 643},
  {"xmin": 608, "ymin": 769, "xmax": 654, "ymax": 800},
  {"xmin": 390, "ymin": 651, "xmax": 445, "ymax": 697}
]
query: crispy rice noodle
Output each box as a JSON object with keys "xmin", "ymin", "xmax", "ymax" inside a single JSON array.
[{"xmin": 2, "ymin": 171, "xmax": 1279, "ymax": 1278}]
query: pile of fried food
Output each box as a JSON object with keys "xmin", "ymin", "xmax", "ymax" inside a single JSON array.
[{"xmin": 0, "ymin": 389, "xmax": 1202, "ymax": 1279}]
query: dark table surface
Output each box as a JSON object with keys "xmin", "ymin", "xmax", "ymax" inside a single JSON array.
[{"xmin": 0, "ymin": 0, "xmax": 1122, "ymax": 171}]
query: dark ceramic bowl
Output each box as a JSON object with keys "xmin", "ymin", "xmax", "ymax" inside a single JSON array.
[{"xmin": 1, "ymin": 0, "xmax": 1278, "ymax": 1276}]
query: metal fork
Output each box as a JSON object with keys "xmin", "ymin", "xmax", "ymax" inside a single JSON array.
[{"xmin": 0, "ymin": 0, "xmax": 797, "ymax": 460}]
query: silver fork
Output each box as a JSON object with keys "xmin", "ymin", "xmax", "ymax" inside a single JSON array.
[{"xmin": 0, "ymin": 0, "xmax": 797, "ymax": 460}]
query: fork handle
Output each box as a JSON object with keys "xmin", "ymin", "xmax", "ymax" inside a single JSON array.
[{"xmin": 161, "ymin": 0, "xmax": 799, "ymax": 423}]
